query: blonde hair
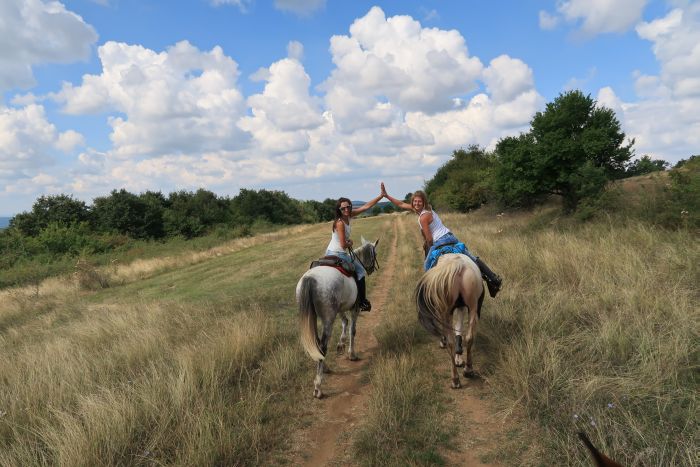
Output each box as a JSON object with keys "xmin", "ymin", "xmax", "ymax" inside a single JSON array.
[{"xmin": 411, "ymin": 190, "xmax": 432, "ymax": 211}]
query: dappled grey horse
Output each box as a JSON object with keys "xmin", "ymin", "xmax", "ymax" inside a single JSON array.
[{"xmin": 296, "ymin": 239, "xmax": 379, "ymax": 398}]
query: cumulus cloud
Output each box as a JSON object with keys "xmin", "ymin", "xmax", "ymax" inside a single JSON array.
[
  {"xmin": 0, "ymin": 104, "xmax": 83, "ymax": 182},
  {"xmin": 541, "ymin": 0, "xmax": 649, "ymax": 36},
  {"xmin": 55, "ymin": 40, "xmax": 249, "ymax": 158},
  {"xmin": 321, "ymin": 6, "xmax": 483, "ymax": 131},
  {"xmin": 274, "ymin": 0, "xmax": 326, "ymax": 16},
  {"xmin": 0, "ymin": 0, "xmax": 98, "ymax": 94},
  {"xmin": 600, "ymin": 3, "xmax": 700, "ymax": 161}
]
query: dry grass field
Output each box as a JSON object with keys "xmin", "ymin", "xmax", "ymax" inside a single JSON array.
[{"xmin": 0, "ymin": 209, "xmax": 697, "ymax": 466}]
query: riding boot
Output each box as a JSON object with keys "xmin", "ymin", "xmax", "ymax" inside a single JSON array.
[
  {"xmin": 357, "ymin": 277, "xmax": 371, "ymax": 312},
  {"xmin": 474, "ymin": 257, "xmax": 502, "ymax": 298}
]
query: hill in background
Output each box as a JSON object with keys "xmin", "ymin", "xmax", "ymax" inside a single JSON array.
[{"xmin": 0, "ymin": 217, "xmax": 10, "ymax": 229}]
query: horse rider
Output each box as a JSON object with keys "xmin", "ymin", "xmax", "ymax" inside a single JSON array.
[
  {"xmin": 380, "ymin": 183, "xmax": 502, "ymax": 297},
  {"xmin": 326, "ymin": 193, "xmax": 383, "ymax": 311}
]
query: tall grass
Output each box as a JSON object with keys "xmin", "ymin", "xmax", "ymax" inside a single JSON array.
[{"xmin": 450, "ymin": 209, "xmax": 698, "ymax": 465}]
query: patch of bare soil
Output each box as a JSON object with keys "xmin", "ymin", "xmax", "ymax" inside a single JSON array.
[{"xmin": 290, "ymin": 218, "xmax": 510, "ymax": 466}]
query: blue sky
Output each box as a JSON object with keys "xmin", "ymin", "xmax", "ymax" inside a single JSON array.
[{"xmin": 1, "ymin": 0, "xmax": 698, "ymax": 216}]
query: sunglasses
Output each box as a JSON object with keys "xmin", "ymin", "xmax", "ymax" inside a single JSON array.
[{"xmin": 340, "ymin": 205, "xmax": 352, "ymax": 211}]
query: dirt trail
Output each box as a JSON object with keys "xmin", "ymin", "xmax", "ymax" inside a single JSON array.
[{"xmin": 294, "ymin": 216, "xmax": 506, "ymax": 466}]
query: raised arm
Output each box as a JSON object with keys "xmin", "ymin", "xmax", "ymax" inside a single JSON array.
[
  {"xmin": 381, "ymin": 182, "xmax": 413, "ymax": 211},
  {"xmin": 351, "ymin": 192, "xmax": 383, "ymax": 216}
]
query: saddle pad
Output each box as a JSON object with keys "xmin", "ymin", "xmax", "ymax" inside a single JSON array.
[
  {"xmin": 309, "ymin": 255, "xmax": 355, "ymax": 277},
  {"xmin": 425, "ymin": 242, "xmax": 468, "ymax": 270}
]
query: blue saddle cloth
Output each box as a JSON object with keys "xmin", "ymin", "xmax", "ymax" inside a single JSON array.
[{"xmin": 425, "ymin": 242, "xmax": 468, "ymax": 270}]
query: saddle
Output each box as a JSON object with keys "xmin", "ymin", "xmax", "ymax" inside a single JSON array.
[
  {"xmin": 425, "ymin": 242, "xmax": 468, "ymax": 270},
  {"xmin": 309, "ymin": 255, "xmax": 356, "ymax": 278}
]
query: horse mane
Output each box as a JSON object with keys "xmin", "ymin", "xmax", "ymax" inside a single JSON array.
[{"xmin": 414, "ymin": 255, "xmax": 465, "ymax": 337}]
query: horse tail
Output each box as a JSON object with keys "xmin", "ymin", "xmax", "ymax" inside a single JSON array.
[
  {"xmin": 415, "ymin": 256, "xmax": 465, "ymax": 337},
  {"xmin": 298, "ymin": 275, "xmax": 325, "ymax": 362}
]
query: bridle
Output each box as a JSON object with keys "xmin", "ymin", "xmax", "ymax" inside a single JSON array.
[{"xmin": 349, "ymin": 243, "xmax": 379, "ymax": 275}]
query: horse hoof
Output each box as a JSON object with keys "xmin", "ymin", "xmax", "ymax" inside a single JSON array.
[
  {"xmin": 451, "ymin": 380, "xmax": 461, "ymax": 389},
  {"xmin": 336, "ymin": 345, "xmax": 345, "ymax": 354},
  {"xmin": 464, "ymin": 369, "xmax": 476, "ymax": 378},
  {"xmin": 313, "ymin": 389, "xmax": 323, "ymax": 399},
  {"xmin": 454, "ymin": 357, "xmax": 465, "ymax": 367},
  {"xmin": 349, "ymin": 354, "xmax": 359, "ymax": 361}
]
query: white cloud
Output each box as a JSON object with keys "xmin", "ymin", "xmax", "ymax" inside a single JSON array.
[
  {"xmin": 600, "ymin": 3, "xmax": 700, "ymax": 162},
  {"xmin": 482, "ymin": 55, "xmax": 536, "ymax": 103},
  {"xmin": 543, "ymin": 0, "xmax": 649, "ymax": 36},
  {"xmin": 55, "ymin": 40, "xmax": 249, "ymax": 158},
  {"xmin": 274, "ymin": 0, "xmax": 326, "ymax": 16},
  {"xmin": 321, "ymin": 6, "xmax": 483, "ymax": 131},
  {"xmin": 56, "ymin": 130, "xmax": 85, "ymax": 153},
  {"xmin": 0, "ymin": 0, "xmax": 98, "ymax": 94},
  {"xmin": 0, "ymin": 104, "xmax": 83, "ymax": 182}
]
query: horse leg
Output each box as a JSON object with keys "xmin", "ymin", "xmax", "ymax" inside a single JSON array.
[
  {"xmin": 439, "ymin": 335, "xmax": 447, "ymax": 348},
  {"xmin": 347, "ymin": 310, "xmax": 359, "ymax": 361},
  {"xmin": 443, "ymin": 325, "xmax": 461, "ymax": 389},
  {"xmin": 463, "ymin": 307, "xmax": 479, "ymax": 378},
  {"xmin": 314, "ymin": 320, "xmax": 334, "ymax": 398},
  {"xmin": 453, "ymin": 307, "xmax": 465, "ymax": 367},
  {"xmin": 337, "ymin": 314, "xmax": 348, "ymax": 354}
]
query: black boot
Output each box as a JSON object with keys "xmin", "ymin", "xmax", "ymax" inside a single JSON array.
[
  {"xmin": 474, "ymin": 257, "xmax": 502, "ymax": 298},
  {"xmin": 357, "ymin": 277, "xmax": 371, "ymax": 312}
]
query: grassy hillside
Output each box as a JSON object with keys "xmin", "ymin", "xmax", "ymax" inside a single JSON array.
[{"xmin": 0, "ymin": 211, "xmax": 697, "ymax": 465}]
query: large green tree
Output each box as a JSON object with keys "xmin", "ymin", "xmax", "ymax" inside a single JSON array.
[{"xmin": 495, "ymin": 90, "xmax": 634, "ymax": 212}]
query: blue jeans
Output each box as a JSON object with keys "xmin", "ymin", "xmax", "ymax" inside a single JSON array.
[
  {"xmin": 424, "ymin": 233, "xmax": 477, "ymax": 271},
  {"xmin": 326, "ymin": 250, "xmax": 366, "ymax": 280}
]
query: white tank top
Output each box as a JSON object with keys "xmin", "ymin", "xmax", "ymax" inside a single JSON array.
[
  {"xmin": 418, "ymin": 210, "xmax": 450, "ymax": 241},
  {"xmin": 327, "ymin": 220, "xmax": 351, "ymax": 253}
]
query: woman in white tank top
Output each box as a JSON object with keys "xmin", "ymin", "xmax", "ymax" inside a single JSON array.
[
  {"xmin": 326, "ymin": 194, "xmax": 383, "ymax": 310},
  {"xmin": 380, "ymin": 183, "xmax": 502, "ymax": 298}
]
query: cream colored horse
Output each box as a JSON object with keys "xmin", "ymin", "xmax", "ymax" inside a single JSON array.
[
  {"xmin": 415, "ymin": 253, "xmax": 485, "ymax": 388},
  {"xmin": 296, "ymin": 239, "xmax": 379, "ymax": 398}
]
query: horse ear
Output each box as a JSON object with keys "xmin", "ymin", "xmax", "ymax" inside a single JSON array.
[
  {"xmin": 374, "ymin": 238, "xmax": 380, "ymax": 247},
  {"xmin": 361, "ymin": 236, "xmax": 367, "ymax": 245}
]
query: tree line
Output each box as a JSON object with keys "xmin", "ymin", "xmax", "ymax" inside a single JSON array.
[
  {"xmin": 423, "ymin": 90, "xmax": 697, "ymax": 229},
  {"xmin": 0, "ymin": 188, "xmax": 340, "ymax": 276}
]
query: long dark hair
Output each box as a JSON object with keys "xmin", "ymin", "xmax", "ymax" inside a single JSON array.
[{"xmin": 332, "ymin": 197, "xmax": 352, "ymax": 232}]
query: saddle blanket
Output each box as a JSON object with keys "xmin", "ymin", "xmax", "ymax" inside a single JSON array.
[{"xmin": 425, "ymin": 242, "xmax": 468, "ymax": 270}]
